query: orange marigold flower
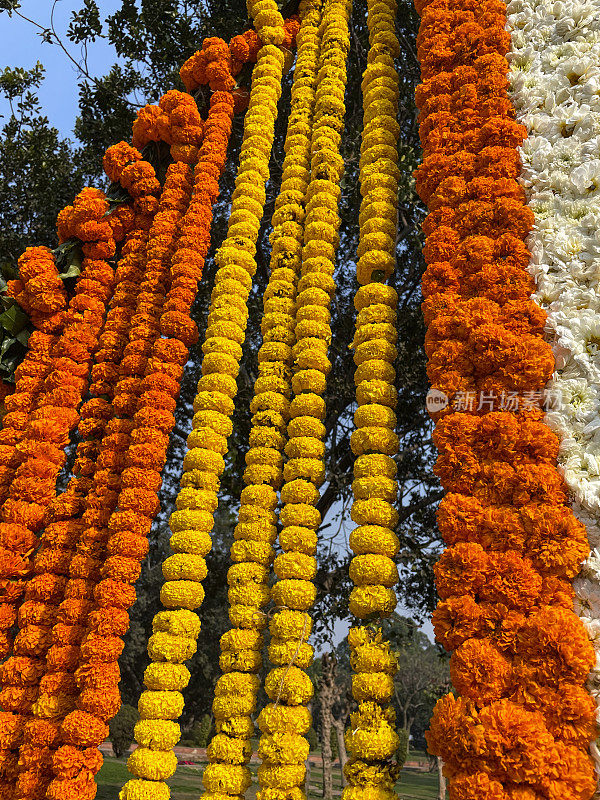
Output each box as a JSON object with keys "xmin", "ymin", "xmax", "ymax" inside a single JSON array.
[
  {"xmin": 449, "ymin": 772, "xmax": 509, "ymax": 800},
  {"xmin": 479, "ymin": 699, "xmax": 558, "ymax": 784},
  {"xmin": 434, "ymin": 542, "xmax": 489, "ymax": 599},
  {"xmin": 450, "ymin": 638, "xmax": 513, "ymax": 705},
  {"xmin": 516, "ymin": 606, "xmax": 594, "ymax": 686},
  {"xmin": 426, "ymin": 693, "xmax": 486, "ymax": 773}
]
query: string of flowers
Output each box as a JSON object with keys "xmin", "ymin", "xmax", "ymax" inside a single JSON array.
[
  {"xmin": 197, "ymin": 3, "xmax": 324, "ymax": 800},
  {"xmin": 0, "ymin": 188, "xmax": 120, "ymax": 685},
  {"xmin": 116, "ymin": 90, "xmax": 237, "ymax": 800},
  {"xmin": 505, "ymin": 0, "xmax": 600, "ymax": 780},
  {"xmin": 343, "ymin": 0, "xmax": 403, "ymax": 792},
  {"xmin": 0, "ymin": 154, "xmax": 160, "ymax": 800},
  {"xmin": 36, "ymin": 97, "xmax": 206, "ymax": 800},
  {"xmin": 416, "ymin": 0, "xmax": 598, "ymax": 796},
  {"xmin": 119, "ymin": 43, "xmax": 286, "ymax": 800},
  {"xmin": 256, "ymin": 1, "xmax": 351, "ymax": 798}
]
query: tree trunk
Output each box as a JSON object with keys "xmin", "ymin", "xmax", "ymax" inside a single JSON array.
[
  {"xmin": 437, "ymin": 757, "xmax": 446, "ymax": 799},
  {"xmin": 333, "ymin": 718, "xmax": 348, "ymax": 788},
  {"xmin": 318, "ymin": 652, "xmax": 337, "ymax": 800},
  {"xmin": 305, "ymin": 756, "xmax": 312, "ymax": 798}
]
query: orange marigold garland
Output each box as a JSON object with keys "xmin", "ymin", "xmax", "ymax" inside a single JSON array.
[
  {"xmin": 415, "ymin": 0, "xmax": 597, "ymax": 796},
  {"xmin": 0, "ymin": 161, "xmax": 157, "ymax": 800},
  {"xmin": 42, "ymin": 91, "xmax": 235, "ymax": 800}
]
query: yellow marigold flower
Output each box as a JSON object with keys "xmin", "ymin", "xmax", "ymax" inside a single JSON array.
[
  {"xmin": 269, "ymin": 609, "xmax": 313, "ymax": 640},
  {"xmin": 353, "ymin": 453, "xmax": 396, "ymax": 479},
  {"xmin": 353, "ymin": 405, "xmax": 397, "ymax": 431},
  {"xmin": 220, "ymin": 649, "xmax": 263, "ymax": 673},
  {"xmin": 283, "ymin": 457, "xmax": 325, "ymax": 484},
  {"xmin": 345, "ymin": 724, "xmax": 399, "ymax": 761},
  {"xmin": 353, "ymin": 339, "xmax": 397, "ymax": 366},
  {"xmin": 258, "ymin": 731, "xmax": 310, "ymax": 764},
  {"xmin": 268, "ymin": 639, "xmax": 314, "ymax": 669},
  {"xmin": 228, "ymin": 583, "xmax": 270, "ymax": 607},
  {"xmin": 138, "ymin": 690, "xmax": 184, "ymax": 720},
  {"xmin": 169, "ymin": 508, "xmax": 214, "ymax": 533},
  {"xmin": 228, "ymin": 562, "xmax": 269, "ymax": 586},
  {"xmin": 352, "ymin": 672, "xmax": 394, "ymax": 704},
  {"xmin": 207, "ymin": 733, "xmax": 252, "ymax": 764},
  {"xmin": 216, "ymin": 714, "xmax": 255, "ymax": 740},
  {"xmin": 230, "ymin": 540, "xmax": 274, "ymax": 565},
  {"xmin": 134, "ymin": 719, "xmax": 181, "ymax": 751},
  {"xmin": 176, "ymin": 486, "xmax": 219, "ymax": 512},
  {"xmin": 349, "ymin": 525, "xmax": 399, "ymax": 557},
  {"xmin": 169, "ymin": 529, "xmax": 212, "ymax": 557},
  {"xmin": 147, "ymin": 632, "xmax": 197, "ymax": 663},
  {"xmin": 342, "ymin": 785, "xmax": 397, "ymax": 800},
  {"xmin": 258, "ymin": 764, "xmax": 306, "ymax": 789},
  {"xmin": 279, "ymin": 525, "xmax": 317, "ymax": 555},
  {"xmin": 202, "ymin": 763, "xmax": 252, "ymax": 795},
  {"xmin": 350, "ymin": 427, "xmax": 399, "ymax": 458},
  {"xmin": 286, "ymin": 416, "xmax": 326, "ymax": 441},
  {"xmin": 351, "ymin": 498, "xmax": 399, "ymax": 528},
  {"xmin": 162, "ymin": 553, "xmax": 208, "ymax": 582},
  {"xmin": 213, "ymin": 693, "xmax": 257, "ymax": 718},
  {"xmin": 160, "ymin": 579, "xmax": 205, "ymax": 610},
  {"xmin": 351, "ymin": 475, "xmax": 397, "ymax": 502},
  {"xmin": 349, "ymin": 554, "xmax": 398, "ymax": 588},
  {"xmin": 350, "ymin": 643, "xmax": 398, "ymax": 675},
  {"xmin": 144, "ymin": 663, "xmax": 190, "ymax": 692},
  {"xmin": 215, "ymin": 672, "xmax": 260, "ymax": 696},
  {"xmin": 279, "ymin": 502, "xmax": 321, "ymax": 530},
  {"xmin": 284, "ymin": 436, "xmax": 325, "ymax": 460},
  {"xmin": 349, "ymin": 585, "xmax": 396, "ymax": 619},
  {"xmin": 272, "ymin": 578, "xmax": 317, "ymax": 610},
  {"xmin": 180, "ymin": 469, "xmax": 220, "ymax": 493},
  {"xmin": 240, "ymin": 483, "xmax": 278, "ymax": 509},
  {"xmin": 127, "ymin": 747, "xmax": 178, "ymax": 781},
  {"xmin": 120, "ymin": 779, "xmax": 170, "ymax": 800},
  {"xmin": 355, "ymin": 380, "xmax": 397, "ymax": 408},
  {"xmin": 274, "ymin": 552, "xmax": 317, "ymax": 581},
  {"xmin": 354, "ymin": 359, "xmax": 395, "ymax": 385},
  {"xmin": 264, "ymin": 665, "xmax": 314, "ymax": 704},
  {"xmin": 258, "ymin": 703, "xmax": 312, "ymax": 736}
]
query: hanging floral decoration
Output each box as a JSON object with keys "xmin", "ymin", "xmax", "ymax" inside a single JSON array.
[{"xmin": 415, "ymin": 0, "xmax": 598, "ymax": 796}]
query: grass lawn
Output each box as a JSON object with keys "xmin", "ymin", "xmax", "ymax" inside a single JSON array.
[{"xmin": 97, "ymin": 757, "xmax": 442, "ymax": 800}]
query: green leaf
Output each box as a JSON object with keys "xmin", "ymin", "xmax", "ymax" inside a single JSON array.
[
  {"xmin": 0, "ymin": 303, "xmax": 28, "ymax": 334},
  {"xmin": 0, "ymin": 335, "xmax": 14, "ymax": 355}
]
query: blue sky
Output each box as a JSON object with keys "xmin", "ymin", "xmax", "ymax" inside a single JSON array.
[{"xmin": 0, "ymin": 0, "xmax": 122, "ymax": 139}]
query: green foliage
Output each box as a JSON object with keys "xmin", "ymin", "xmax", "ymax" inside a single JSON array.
[
  {"xmin": 187, "ymin": 715, "xmax": 212, "ymax": 748},
  {"xmin": 307, "ymin": 727, "xmax": 319, "ymax": 752},
  {"xmin": 396, "ymin": 728, "xmax": 409, "ymax": 767},
  {"xmin": 330, "ymin": 727, "xmax": 338, "ymax": 760},
  {"xmin": 109, "ymin": 704, "xmax": 139, "ymax": 758},
  {"xmin": 0, "ymin": 63, "xmax": 84, "ymax": 262}
]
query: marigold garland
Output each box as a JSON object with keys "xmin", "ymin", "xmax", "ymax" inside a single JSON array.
[
  {"xmin": 0, "ymin": 187, "xmax": 118, "ymax": 669},
  {"xmin": 416, "ymin": 0, "xmax": 597, "ymax": 795},
  {"xmin": 119, "ymin": 42, "xmax": 285, "ymax": 800},
  {"xmin": 256, "ymin": 1, "xmax": 351, "ymax": 799},
  {"xmin": 116, "ymin": 92, "xmax": 237, "ymax": 800},
  {"xmin": 196, "ymin": 3, "xmax": 325, "ymax": 800},
  {"xmin": 40, "ymin": 107, "xmax": 209, "ymax": 798},
  {"xmin": 342, "ymin": 0, "xmax": 402, "ymax": 793},
  {"xmin": 0, "ymin": 151, "xmax": 160, "ymax": 800}
]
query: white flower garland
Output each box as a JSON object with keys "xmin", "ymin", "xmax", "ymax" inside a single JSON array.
[{"xmin": 506, "ymin": 0, "xmax": 600, "ymax": 782}]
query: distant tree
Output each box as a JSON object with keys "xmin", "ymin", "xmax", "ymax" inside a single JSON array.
[{"xmin": 109, "ymin": 703, "xmax": 139, "ymax": 758}]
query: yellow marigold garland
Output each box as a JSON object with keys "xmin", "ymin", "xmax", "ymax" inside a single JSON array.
[
  {"xmin": 343, "ymin": 0, "xmax": 402, "ymax": 794},
  {"xmin": 256, "ymin": 1, "xmax": 352, "ymax": 798},
  {"xmin": 120, "ymin": 44, "xmax": 285, "ymax": 800},
  {"xmin": 246, "ymin": 0, "xmax": 285, "ymax": 45},
  {"xmin": 193, "ymin": 3, "xmax": 325, "ymax": 799}
]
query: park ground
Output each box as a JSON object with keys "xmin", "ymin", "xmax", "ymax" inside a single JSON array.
[{"xmin": 97, "ymin": 748, "xmax": 442, "ymax": 800}]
